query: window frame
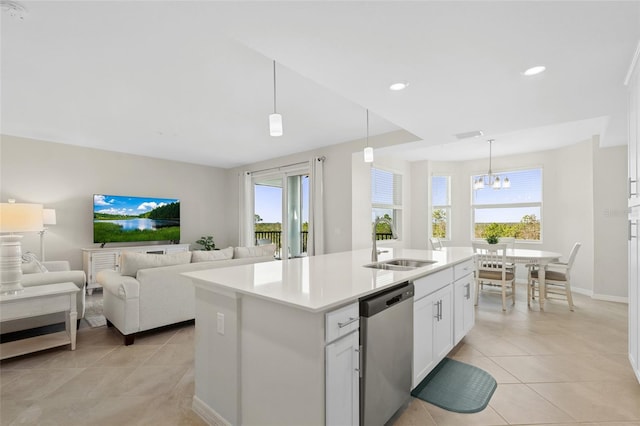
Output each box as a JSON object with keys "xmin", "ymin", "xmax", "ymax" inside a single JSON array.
[{"xmin": 470, "ymin": 167, "xmax": 543, "ymax": 243}]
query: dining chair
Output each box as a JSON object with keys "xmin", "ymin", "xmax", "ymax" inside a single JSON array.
[
  {"xmin": 472, "ymin": 242, "xmax": 516, "ymax": 311},
  {"xmin": 498, "ymin": 237, "xmax": 516, "ymax": 272},
  {"xmin": 528, "ymin": 242, "xmax": 581, "ymax": 311},
  {"xmin": 429, "ymin": 237, "xmax": 443, "ymax": 250}
]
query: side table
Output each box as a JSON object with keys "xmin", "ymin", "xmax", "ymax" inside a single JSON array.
[{"xmin": 0, "ymin": 282, "xmax": 79, "ymax": 360}]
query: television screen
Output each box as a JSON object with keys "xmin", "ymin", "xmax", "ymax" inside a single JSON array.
[{"xmin": 93, "ymin": 194, "xmax": 180, "ymax": 244}]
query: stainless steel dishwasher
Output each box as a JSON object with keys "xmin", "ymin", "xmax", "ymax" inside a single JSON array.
[{"xmin": 359, "ymin": 282, "xmax": 414, "ymax": 426}]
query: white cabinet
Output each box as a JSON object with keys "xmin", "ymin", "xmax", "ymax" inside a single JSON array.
[
  {"xmin": 325, "ymin": 302, "xmax": 359, "ymax": 426},
  {"xmin": 627, "ymin": 41, "xmax": 640, "ymax": 384},
  {"xmin": 454, "ymin": 260, "xmax": 475, "ymax": 345},
  {"xmin": 82, "ymin": 243, "xmax": 190, "ymax": 294},
  {"xmin": 412, "ymin": 280, "xmax": 453, "ymax": 388}
]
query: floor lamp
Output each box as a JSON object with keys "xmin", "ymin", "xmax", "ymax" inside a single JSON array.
[
  {"xmin": 0, "ymin": 202, "xmax": 44, "ymax": 294},
  {"xmin": 40, "ymin": 208, "xmax": 56, "ymax": 261}
]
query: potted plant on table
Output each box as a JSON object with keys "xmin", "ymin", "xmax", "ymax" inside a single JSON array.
[{"xmin": 482, "ymin": 223, "xmax": 500, "ymax": 244}]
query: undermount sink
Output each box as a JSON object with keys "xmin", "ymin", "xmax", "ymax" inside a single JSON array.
[{"xmin": 363, "ymin": 258, "xmax": 437, "ymax": 271}]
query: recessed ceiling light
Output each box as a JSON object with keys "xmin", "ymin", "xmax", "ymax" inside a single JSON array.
[
  {"xmin": 389, "ymin": 81, "xmax": 409, "ymax": 91},
  {"xmin": 522, "ymin": 66, "xmax": 546, "ymax": 76}
]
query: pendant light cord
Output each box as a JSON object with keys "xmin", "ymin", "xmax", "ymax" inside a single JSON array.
[
  {"xmin": 366, "ymin": 109, "xmax": 369, "ymax": 147},
  {"xmin": 273, "ymin": 60, "xmax": 277, "ymax": 113}
]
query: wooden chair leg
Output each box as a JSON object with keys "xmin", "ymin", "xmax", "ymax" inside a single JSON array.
[
  {"xmin": 565, "ymin": 281, "xmax": 575, "ymax": 311},
  {"xmin": 501, "ymin": 285, "xmax": 507, "ymax": 311},
  {"xmin": 511, "ymin": 281, "xmax": 516, "ymax": 305}
]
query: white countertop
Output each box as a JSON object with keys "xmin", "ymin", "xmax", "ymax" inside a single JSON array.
[{"xmin": 183, "ymin": 247, "xmax": 474, "ymax": 313}]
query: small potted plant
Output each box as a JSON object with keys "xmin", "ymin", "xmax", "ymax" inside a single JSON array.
[
  {"xmin": 482, "ymin": 223, "xmax": 500, "ymax": 244},
  {"xmin": 196, "ymin": 235, "xmax": 215, "ymax": 251}
]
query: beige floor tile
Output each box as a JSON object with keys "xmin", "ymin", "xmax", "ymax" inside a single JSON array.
[
  {"xmin": 529, "ymin": 381, "xmax": 640, "ymax": 422},
  {"xmin": 133, "ymin": 326, "xmax": 184, "ymax": 345},
  {"xmin": 393, "ymin": 398, "xmax": 437, "ymax": 426},
  {"xmin": 422, "ymin": 399, "xmax": 508, "ymax": 426},
  {"xmin": 489, "ymin": 383, "xmax": 574, "ymax": 424},
  {"xmin": 143, "ymin": 342, "xmax": 194, "ymax": 366},
  {"xmin": 49, "ymin": 366, "xmax": 137, "ymax": 399},
  {"xmin": 0, "ymin": 398, "xmax": 33, "ymax": 425},
  {"xmin": 135, "ymin": 395, "xmax": 208, "ymax": 426},
  {"xmin": 0, "ymin": 367, "xmax": 84, "ymax": 401},
  {"xmin": 449, "ymin": 341, "xmax": 486, "ymax": 361},
  {"xmin": 491, "ymin": 353, "xmax": 620, "ymax": 383},
  {"xmin": 463, "ymin": 335, "xmax": 531, "ymax": 357},
  {"xmin": 91, "ymin": 344, "xmax": 160, "ymax": 368},
  {"xmin": 166, "ymin": 324, "xmax": 195, "ymax": 344},
  {"xmin": 110, "ymin": 364, "xmax": 191, "ymax": 398},
  {"xmin": 36, "ymin": 344, "xmax": 116, "ymax": 368}
]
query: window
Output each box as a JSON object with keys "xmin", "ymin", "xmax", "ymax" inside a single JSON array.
[
  {"xmin": 471, "ymin": 168, "xmax": 542, "ymax": 241},
  {"xmin": 371, "ymin": 167, "xmax": 402, "ymax": 240},
  {"xmin": 432, "ymin": 175, "xmax": 451, "ymax": 239}
]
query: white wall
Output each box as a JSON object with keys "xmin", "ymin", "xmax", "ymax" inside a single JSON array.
[
  {"xmin": 0, "ymin": 135, "xmax": 230, "ymax": 270},
  {"xmin": 406, "ymin": 138, "xmax": 628, "ymax": 298},
  {"xmin": 593, "ymin": 143, "xmax": 629, "ymax": 300},
  {"xmin": 224, "ymin": 130, "xmax": 418, "ymax": 254}
]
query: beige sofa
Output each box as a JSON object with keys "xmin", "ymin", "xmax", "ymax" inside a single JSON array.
[
  {"xmin": 97, "ymin": 245, "xmax": 277, "ymax": 345},
  {"xmin": 0, "ymin": 260, "xmax": 86, "ymax": 334}
]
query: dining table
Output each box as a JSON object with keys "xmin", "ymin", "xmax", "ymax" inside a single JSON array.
[{"xmin": 443, "ymin": 247, "xmax": 562, "ymax": 310}]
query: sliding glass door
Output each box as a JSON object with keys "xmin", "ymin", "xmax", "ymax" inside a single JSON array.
[{"xmin": 253, "ymin": 167, "xmax": 309, "ymax": 258}]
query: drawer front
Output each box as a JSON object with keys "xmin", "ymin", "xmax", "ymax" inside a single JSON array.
[
  {"xmin": 454, "ymin": 259, "xmax": 474, "ymax": 279},
  {"xmin": 326, "ymin": 302, "xmax": 359, "ymax": 343},
  {"xmin": 413, "ymin": 267, "xmax": 454, "ymax": 300}
]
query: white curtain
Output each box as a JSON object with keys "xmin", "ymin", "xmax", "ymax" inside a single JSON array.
[
  {"xmin": 309, "ymin": 156, "xmax": 325, "ymax": 255},
  {"xmin": 238, "ymin": 171, "xmax": 253, "ymax": 247}
]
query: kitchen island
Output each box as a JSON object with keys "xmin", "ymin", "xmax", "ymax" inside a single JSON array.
[{"xmin": 183, "ymin": 247, "xmax": 474, "ymax": 426}]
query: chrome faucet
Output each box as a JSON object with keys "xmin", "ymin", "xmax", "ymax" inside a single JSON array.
[{"xmin": 372, "ymin": 217, "xmax": 398, "ymax": 262}]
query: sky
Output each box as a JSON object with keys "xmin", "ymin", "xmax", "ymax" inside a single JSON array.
[
  {"xmin": 254, "ymin": 177, "xmax": 309, "ymax": 223},
  {"xmin": 94, "ymin": 194, "xmax": 178, "ymax": 216}
]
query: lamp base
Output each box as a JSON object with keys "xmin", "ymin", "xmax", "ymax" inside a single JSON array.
[{"xmin": 0, "ymin": 235, "xmax": 24, "ymax": 295}]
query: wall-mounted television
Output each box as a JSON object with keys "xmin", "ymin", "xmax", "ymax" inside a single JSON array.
[{"xmin": 93, "ymin": 194, "xmax": 180, "ymax": 245}]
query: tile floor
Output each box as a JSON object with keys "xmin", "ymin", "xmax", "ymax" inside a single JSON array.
[{"xmin": 1, "ymin": 288, "xmax": 639, "ymax": 425}]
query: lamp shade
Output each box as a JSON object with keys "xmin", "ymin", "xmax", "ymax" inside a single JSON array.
[
  {"xmin": 0, "ymin": 203, "xmax": 44, "ymax": 233},
  {"xmin": 43, "ymin": 208, "xmax": 57, "ymax": 225},
  {"xmin": 269, "ymin": 113, "xmax": 283, "ymax": 137},
  {"xmin": 363, "ymin": 146, "xmax": 374, "ymax": 163}
]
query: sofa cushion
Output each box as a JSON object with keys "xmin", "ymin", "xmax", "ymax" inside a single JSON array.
[
  {"xmin": 233, "ymin": 244, "xmax": 277, "ymax": 259},
  {"xmin": 191, "ymin": 247, "xmax": 234, "ymax": 263},
  {"xmin": 21, "ymin": 252, "xmax": 48, "ymax": 274},
  {"xmin": 120, "ymin": 251, "xmax": 192, "ymax": 277}
]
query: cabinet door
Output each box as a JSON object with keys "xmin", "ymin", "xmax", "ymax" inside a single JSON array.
[
  {"xmin": 413, "ymin": 294, "xmax": 436, "ymax": 387},
  {"xmin": 90, "ymin": 251, "xmax": 119, "ymax": 280},
  {"xmin": 630, "ymin": 217, "xmax": 639, "ymax": 376},
  {"xmin": 630, "ymin": 65, "xmax": 639, "ymax": 203},
  {"xmin": 433, "ymin": 285, "xmax": 453, "ymax": 362},
  {"xmin": 326, "ymin": 331, "xmax": 359, "ymax": 426},
  {"xmin": 454, "ymin": 274, "xmax": 475, "ymax": 345}
]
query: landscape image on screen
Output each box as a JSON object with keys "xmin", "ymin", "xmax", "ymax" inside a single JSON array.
[{"xmin": 93, "ymin": 194, "xmax": 180, "ymax": 244}]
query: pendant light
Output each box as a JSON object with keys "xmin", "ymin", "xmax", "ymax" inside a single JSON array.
[
  {"xmin": 473, "ymin": 139, "xmax": 510, "ymax": 190},
  {"xmin": 364, "ymin": 109, "xmax": 374, "ymax": 163},
  {"xmin": 269, "ymin": 60, "xmax": 283, "ymax": 137}
]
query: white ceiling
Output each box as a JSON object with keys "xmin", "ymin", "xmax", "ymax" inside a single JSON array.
[{"xmin": 1, "ymin": 1, "xmax": 639, "ymax": 168}]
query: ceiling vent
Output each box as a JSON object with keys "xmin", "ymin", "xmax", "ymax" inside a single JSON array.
[{"xmin": 454, "ymin": 130, "xmax": 484, "ymax": 140}]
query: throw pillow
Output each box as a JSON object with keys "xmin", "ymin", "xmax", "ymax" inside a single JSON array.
[
  {"xmin": 191, "ymin": 247, "xmax": 234, "ymax": 263},
  {"xmin": 233, "ymin": 244, "xmax": 277, "ymax": 259},
  {"xmin": 21, "ymin": 252, "xmax": 48, "ymax": 274},
  {"xmin": 120, "ymin": 251, "xmax": 192, "ymax": 277}
]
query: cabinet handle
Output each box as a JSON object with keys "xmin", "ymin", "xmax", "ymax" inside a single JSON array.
[
  {"xmin": 465, "ymin": 283, "xmax": 470, "ymax": 300},
  {"xmin": 630, "ymin": 178, "xmax": 638, "ymax": 198},
  {"xmin": 355, "ymin": 345, "xmax": 363, "ymax": 378},
  {"xmin": 337, "ymin": 317, "xmax": 359, "ymax": 328},
  {"xmin": 630, "ymin": 221, "xmax": 638, "ymax": 241}
]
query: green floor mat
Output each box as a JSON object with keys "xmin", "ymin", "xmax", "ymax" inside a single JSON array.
[{"xmin": 411, "ymin": 357, "xmax": 497, "ymax": 413}]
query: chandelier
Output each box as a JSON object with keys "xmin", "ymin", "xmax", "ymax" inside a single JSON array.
[{"xmin": 473, "ymin": 139, "xmax": 510, "ymax": 190}]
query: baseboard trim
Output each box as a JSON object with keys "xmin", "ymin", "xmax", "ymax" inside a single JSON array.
[
  {"xmin": 192, "ymin": 395, "xmax": 231, "ymax": 426},
  {"xmin": 591, "ymin": 293, "xmax": 628, "ymax": 303}
]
